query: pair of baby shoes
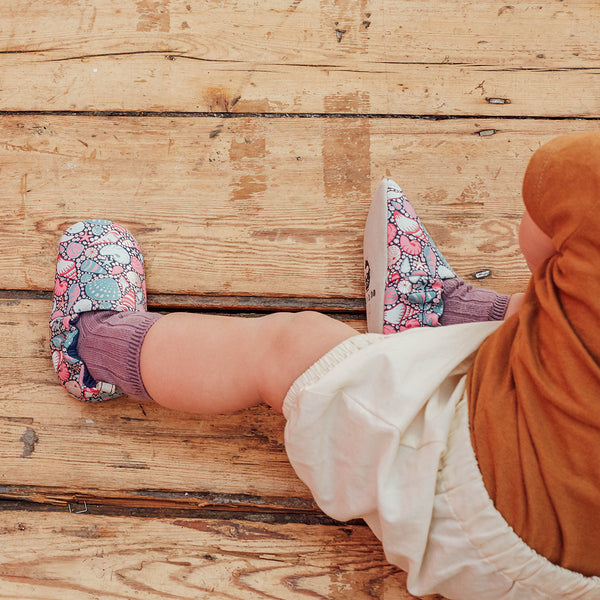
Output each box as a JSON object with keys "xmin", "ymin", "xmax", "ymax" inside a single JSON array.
[
  {"xmin": 50, "ymin": 180, "xmax": 450, "ymax": 401},
  {"xmin": 364, "ymin": 179, "xmax": 456, "ymax": 334}
]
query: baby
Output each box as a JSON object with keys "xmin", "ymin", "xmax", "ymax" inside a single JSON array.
[{"xmin": 50, "ymin": 132, "xmax": 600, "ymax": 599}]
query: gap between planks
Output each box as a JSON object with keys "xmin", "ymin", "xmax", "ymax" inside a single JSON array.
[
  {"xmin": 0, "ymin": 289, "xmax": 366, "ymax": 314},
  {"xmin": 2, "ymin": 110, "xmax": 600, "ymax": 121},
  {"xmin": 0, "ymin": 494, "xmax": 361, "ymax": 526}
]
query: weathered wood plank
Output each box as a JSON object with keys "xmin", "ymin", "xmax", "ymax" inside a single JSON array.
[
  {"xmin": 0, "ymin": 298, "xmax": 367, "ymax": 508},
  {"xmin": 0, "ymin": 0, "xmax": 598, "ymax": 116},
  {"xmin": 0, "ymin": 510, "xmax": 440, "ymax": 600},
  {"xmin": 2, "ymin": 115, "xmax": 596, "ymax": 298}
]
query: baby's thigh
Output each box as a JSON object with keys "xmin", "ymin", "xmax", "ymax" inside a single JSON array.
[{"xmin": 255, "ymin": 311, "xmax": 358, "ymax": 412}]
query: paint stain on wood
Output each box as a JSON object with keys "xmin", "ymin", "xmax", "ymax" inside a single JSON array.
[
  {"xmin": 59, "ymin": 525, "xmax": 101, "ymax": 539},
  {"xmin": 452, "ymin": 176, "xmax": 488, "ymax": 207},
  {"xmin": 324, "ymin": 91, "xmax": 369, "ymax": 114},
  {"xmin": 20, "ymin": 428, "xmax": 39, "ymax": 458},
  {"xmin": 136, "ymin": 0, "xmax": 170, "ymax": 32},
  {"xmin": 1, "ymin": 416, "xmax": 33, "ymax": 425},
  {"xmin": 250, "ymin": 227, "xmax": 342, "ymax": 245},
  {"xmin": 322, "ymin": 93, "xmax": 371, "ymax": 201},
  {"xmin": 173, "ymin": 520, "xmax": 291, "ymax": 541},
  {"xmin": 203, "ymin": 86, "xmax": 236, "ymax": 112},
  {"xmin": 230, "ymin": 174, "xmax": 267, "ymax": 203},
  {"xmin": 20, "ymin": 173, "xmax": 28, "ymax": 208},
  {"xmin": 229, "ymin": 129, "xmax": 267, "ymax": 202},
  {"xmin": 229, "ymin": 137, "xmax": 266, "ymax": 161}
]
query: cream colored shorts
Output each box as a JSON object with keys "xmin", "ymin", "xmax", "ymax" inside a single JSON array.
[{"xmin": 283, "ymin": 322, "xmax": 600, "ymax": 600}]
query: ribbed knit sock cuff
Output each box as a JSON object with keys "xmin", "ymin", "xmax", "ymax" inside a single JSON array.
[
  {"xmin": 440, "ymin": 277, "xmax": 511, "ymax": 326},
  {"xmin": 76, "ymin": 310, "xmax": 163, "ymax": 400}
]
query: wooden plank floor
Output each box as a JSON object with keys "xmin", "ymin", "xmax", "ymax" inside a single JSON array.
[{"xmin": 0, "ymin": 1, "xmax": 598, "ymax": 598}]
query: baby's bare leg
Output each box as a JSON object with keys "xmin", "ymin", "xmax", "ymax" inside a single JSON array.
[{"xmin": 140, "ymin": 311, "xmax": 357, "ymax": 414}]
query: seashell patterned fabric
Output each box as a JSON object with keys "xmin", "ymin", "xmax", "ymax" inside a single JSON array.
[
  {"xmin": 384, "ymin": 181, "xmax": 456, "ymax": 334},
  {"xmin": 49, "ymin": 219, "xmax": 148, "ymax": 402}
]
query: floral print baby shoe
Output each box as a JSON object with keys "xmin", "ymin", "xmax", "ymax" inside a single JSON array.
[
  {"xmin": 49, "ymin": 220, "xmax": 148, "ymax": 402},
  {"xmin": 364, "ymin": 179, "xmax": 456, "ymax": 334}
]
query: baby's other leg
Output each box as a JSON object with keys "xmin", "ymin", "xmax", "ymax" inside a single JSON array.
[
  {"xmin": 140, "ymin": 311, "xmax": 357, "ymax": 414},
  {"xmin": 364, "ymin": 178, "xmax": 522, "ymax": 330}
]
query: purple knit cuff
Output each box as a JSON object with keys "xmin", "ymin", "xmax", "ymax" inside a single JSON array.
[
  {"xmin": 440, "ymin": 278, "xmax": 511, "ymax": 326},
  {"xmin": 488, "ymin": 293, "xmax": 511, "ymax": 321},
  {"xmin": 77, "ymin": 310, "xmax": 163, "ymax": 401}
]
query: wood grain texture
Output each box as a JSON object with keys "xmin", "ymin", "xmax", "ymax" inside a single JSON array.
[
  {"xmin": 2, "ymin": 115, "xmax": 597, "ymax": 298},
  {"xmin": 0, "ymin": 0, "xmax": 599, "ymax": 116},
  {"xmin": 0, "ymin": 510, "xmax": 443, "ymax": 600}
]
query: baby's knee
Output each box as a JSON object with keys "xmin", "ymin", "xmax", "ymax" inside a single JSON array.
[
  {"xmin": 279, "ymin": 310, "xmax": 334, "ymax": 332},
  {"xmin": 258, "ymin": 310, "xmax": 339, "ymax": 360},
  {"xmin": 254, "ymin": 311, "xmax": 356, "ymax": 411}
]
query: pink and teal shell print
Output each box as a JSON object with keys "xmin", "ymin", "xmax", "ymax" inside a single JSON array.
[
  {"xmin": 49, "ymin": 220, "xmax": 148, "ymax": 402},
  {"xmin": 384, "ymin": 182, "xmax": 456, "ymax": 334}
]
